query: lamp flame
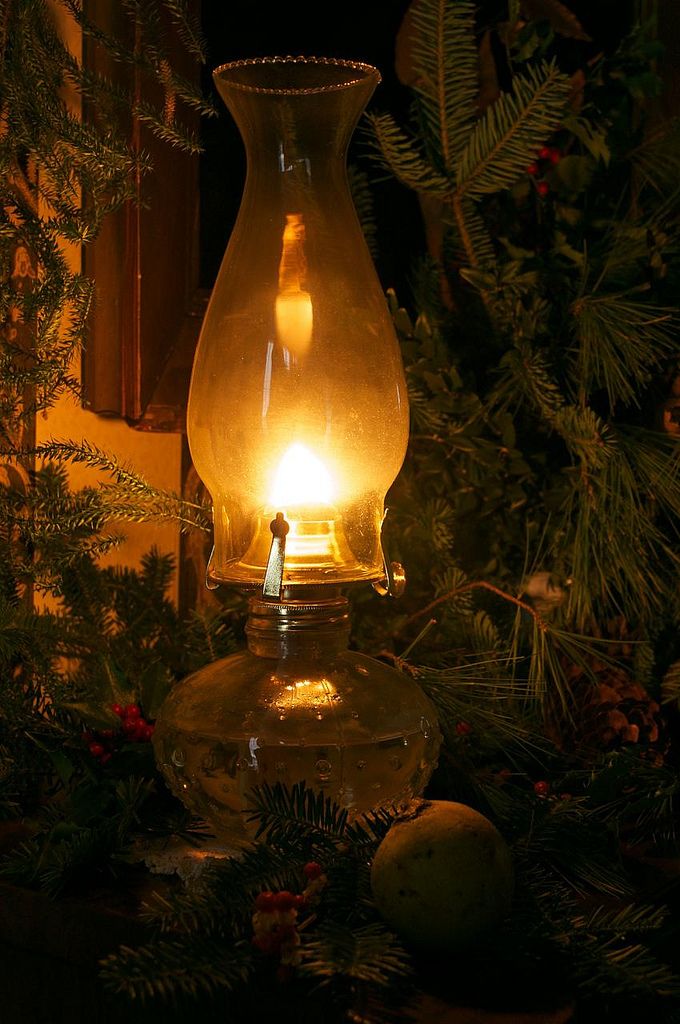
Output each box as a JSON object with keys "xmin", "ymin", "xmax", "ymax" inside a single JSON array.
[{"xmin": 269, "ymin": 443, "xmax": 334, "ymax": 509}]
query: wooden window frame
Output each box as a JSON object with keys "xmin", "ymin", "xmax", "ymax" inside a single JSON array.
[{"xmin": 80, "ymin": 0, "xmax": 205, "ymax": 433}]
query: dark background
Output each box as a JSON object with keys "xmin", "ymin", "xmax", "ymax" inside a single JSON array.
[{"xmin": 198, "ymin": 0, "xmax": 636, "ymax": 297}]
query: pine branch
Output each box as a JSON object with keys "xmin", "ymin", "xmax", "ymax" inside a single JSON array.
[
  {"xmin": 160, "ymin": 0, "xmax": 208, "ymax": 62},
  {"xmin": 398, "ymin": 578, "xmax": 549, "ymax": 635},
  {"xmin": 418, "ymin": 665, "xmax": 555, "ymax": 758},
  {"xmin": 631, "ymin": 116, "xmax": 680, "ymax": 199},
  {"xmin": 573, "ymin": 935, "xmax": 680, "ymax": 1000},
  {"xmin": 592, "ymin": 749, "xmax": 679, "ymax": 846},
  {"xmin": 572, "ymin": 291, "xmax": 678, "ymax": 409},
  {"xmin": 451, "ymin": 193, "xmax": 497, "ymax": 269},
  {"xmin": 132, "ymin": 101, "xmax": 202, "ymax": 154},
  {"xmin": 20, "ymin": 441, "xmax": 211, "ymax": 532},
  {"xmin": 523, "ymin": 867, "xmax": 679, "ymax": 1004},
  {"xmin": 142, "ymin": 843, "xmax": 302, "ymax": 935},
  {"xmin": 456, "ymin": 61, "xmax": 571, "ymax": 198},
  {"xmin": 40, "ymin": 823, "xmax": 123, "ymax": 896},
  {"xmin": 573, "ymin": 903, "xmax": 668, "ymax": 935},
  {"xmin": 246, "ymin": 781, "xmax": 351, "ymax": 849},
  {"xmin": 299, "ymin": 922, "xmax": 411, "ymax": 988},
  {"xmin": 29, "ymin": 439, "xmax": 183, "ymax": 501},
  {"xmin": 552, "ymin": 406, "xmax": 616, "ymax": 469},
  {"xmin": 177, "ymin": 608, "xmax": 237, "ymax": 674},
  {"xmin": 490, "ymin": 344, "xmax": 567, "ymax": 423},
  {"xmin": 101, "ymin": 938, "xmax": 254, "ymax": 1002},
  {"xmin": 367, "ymin": 112, "xmax": 450, "ymax": 196},
  {"xmin": 410, "ymin": 0, "xmax": 478, "ymax": 170},
  {"xmin": 518, "ymin": 812, "xmax": 633, "ymax": 900},
  {"xmin": 560, "ymin": 428, "xmax": 680, "ymax": 628}
]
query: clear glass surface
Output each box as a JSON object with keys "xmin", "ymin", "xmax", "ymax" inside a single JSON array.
[
  {"xmin": 187, "ymin": 57, "xmax": 410, "ymax": 587},
  {"xmin": 154, "ymin": 648, "xmax": 441, "ymax": 847}
]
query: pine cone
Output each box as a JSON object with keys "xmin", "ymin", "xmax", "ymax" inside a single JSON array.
[
  {"xmin": 580, "ymin": 670, "xmax": 660, "ymax": 748},
  {"xmin": 551, "ymin": 618, "xmax": 663, "ymax": 753}
]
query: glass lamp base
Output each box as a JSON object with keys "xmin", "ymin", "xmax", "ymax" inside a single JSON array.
[{"xmin": 153, "ymin": 595, "xmax": 441, "ymax": 847}]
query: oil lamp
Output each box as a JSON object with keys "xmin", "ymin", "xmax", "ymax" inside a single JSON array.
[{"xmin": 153, "ymin": 56, "xmax": 441, "ymax": 846}]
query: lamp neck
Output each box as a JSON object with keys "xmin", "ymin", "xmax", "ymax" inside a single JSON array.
[{"xmin": 245, "ymin": 588, "xmax": 350, "ymax": 659}]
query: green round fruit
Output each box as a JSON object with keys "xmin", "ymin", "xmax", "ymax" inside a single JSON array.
[{"xmin": 370, "ymin": 799, "xmax": 513, "ymax": 952}]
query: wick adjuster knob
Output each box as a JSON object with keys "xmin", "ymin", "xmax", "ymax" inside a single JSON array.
[
  {"xmin": 262, "ymin": 511, "xmax": 290, "ymax": 599},
  {"xmin": 372, "ymin": 559, "xmax": 406, "ymax": 599}
]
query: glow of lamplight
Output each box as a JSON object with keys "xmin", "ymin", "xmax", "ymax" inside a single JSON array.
[
  {"xmin": 279, "ymin": 677, "xmax": 337, "ymax": 708},
  {"xmin": 269, "ymin": 443, "xmax": 334, "ymax": 509}
]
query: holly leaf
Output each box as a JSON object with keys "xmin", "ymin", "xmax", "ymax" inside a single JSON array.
[
  {"xmin": 553, "ymin": 230, "xmax": 585, "ymax": 266},
  {"xmin": 423, "ymin": 371, "xmax": 447, "ymax": 394},
  {"xmin": 564, "ymin": 115, "xmax": 610, "ymax": 165},
  {"xmin": 395, "ymin": 1, "xmax": 419, "ymax": 88},
  {"xmin": 497, "ymin": 413, "xmax": 517, "ymax": 449},
  {"xmin": 623, "ymin": 70, "xmax": 662, "ymax": 101},
  {"xmin": 459, "ymin": 266, "xmax": 497, "ymax": 291},
  {"xmin": 138, "ymin": 661, "xmax": 173, "ymax": 720},
  {"xmin": 499, "ymin": 237, "xmax": 536, "ymax": 260},
  {"xmin": 59, "ymin": 701, "xmax": 120, "ymax": 730},
  {"xmin": 27, "ymin": 733, "xmax": 75, "ymax": 786},
  {"xmin": 555, "ymin": 201, "xmax": 583, "ymax": 226},
  {"xmin": 551, "ymin": 154, "xmax": 595, "ymax": 193}
]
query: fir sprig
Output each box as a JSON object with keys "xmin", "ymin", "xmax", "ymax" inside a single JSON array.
[
  {"xmin": 456, "ymin": 60, "xmax": 571, "ymax": 198},
  {"xmin": 101, "ymin": 938, "xmax": 255, "ymax": 1002}
]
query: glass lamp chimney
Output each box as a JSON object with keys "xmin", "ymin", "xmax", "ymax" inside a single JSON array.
[{"xmin": 186, "ymin": 56, "xmax": 409, "ymax": 589}]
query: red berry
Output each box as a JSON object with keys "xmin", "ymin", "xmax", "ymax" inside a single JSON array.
[
  {"xmin": 142, "ymin": 723, "xmax": 155, "ymax": 741},
  {"xmin": 303, "ymin": 861, "xmax": 323, "ymax": 880},
  {"xmin": 89, "ymin": 742, "xmax": 105, "ymax": 758},
  {"xmin": 111, "ymin": 704, "xmax": 124, "ymax": 718},
  {"xmin": 526, "ymin": 161, "xmax": 539, "ymax": 175},
  {"xmin": 534, "ymin": 780, "xmax": 550, "ymax": 797},
  {"xmin": 295, "ymin": 893, "xmax": 306, "ymax": 909},
  {"xmin": 537, "ymin": 181, "xmax": 550, "ymax": 198},
  {"xmin": 273, "ymin": 891, "xmax": 298, "ymax": 912},
  {"xmin": 130, "ymin": 720, "xmax": 148, "ymax": 742},
  {"xmin": 122, "ymin": 718, "xmax": 139, "ymax": 736},
  {"xmin": 100, "ymin": 729, "xmax": 115, "ymax": 739},
  {"xmin": 455, "ymin": 721, "xmax": 472, "ymax": 736},
  {"xmin": 560, "ymin": 792, "xmax": 572, "ymax": 802},
  {"xmin": 124, "ymin": 704, "xmax": 141, "ymax": 719},
  {"xmin": 255, "ymin": 891, "xmax": 277, "ymax": 912},
  {"xmin": 538, "ymin": 146, "xmax": 551, "ymax": 160},
  {"xmin": 100, "ymin": 752, "xmax": 112, "ymax": 765},
  {"xmin": 548, "ymin": 147, "xmax": 561, "ymax": 165}
]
